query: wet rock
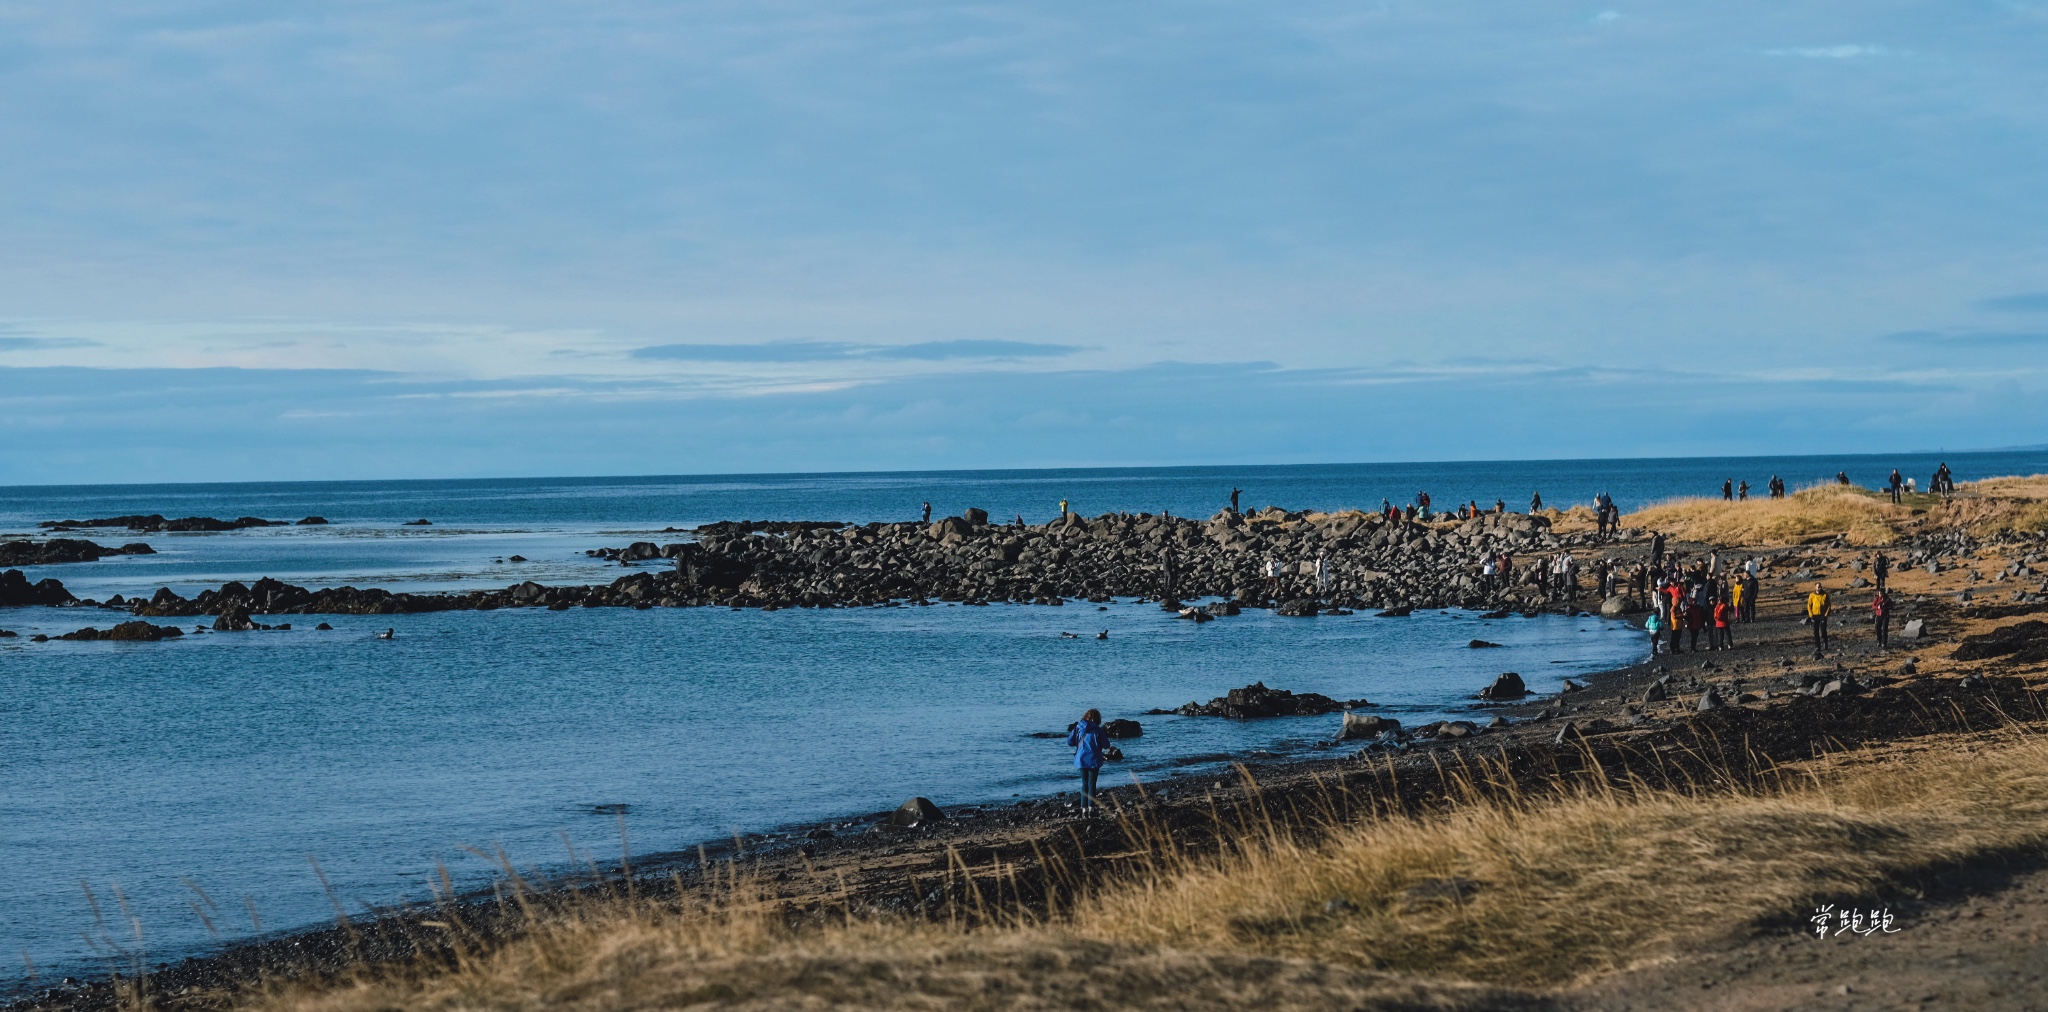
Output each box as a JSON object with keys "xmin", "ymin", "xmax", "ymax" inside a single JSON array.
[
  {"xmin": 1438, "ymin": 720, "xmax": 1478, "ymax": 738},
  {"xmin": 58, "ymin": 621, "xmax": 184, "ymax": 642},
  {"xmin": 1103, "ymin": 718, "xmax": 1144, "ymax": 739},
  {"xmin": 886, "ymin": 797, "xmax": 946, "ymax": 828},
  {"xmin": 1338, "ymin": 712, "xmax": 1401, "ymax": 739},
  {"xmin": 1176, "ymin": 681, "xmax": 1371, "ymax": 718},
  {"xmin": 1468, "ymin": 639, "xmax": 1502, "ymax": 648},
  {"xmin": 402, "ymin": 519, "xmax": 433, "ymax": 526},
  {"xmin": 0, "ymin": 539, "xmax": 156, "ymax": 566},
  {"xmin": 297, "ymin": 517, "xmax": 329, "ymax": 525},
  {"xmin": 213, "ymin": 604, "xmax": 265, "ymax": 632},
  {"xmin": 1477, "ymin": 671, "xmax": 1528, "ymax": 700},
  {"xmin": 0, "ymin": 569, "xmax": 76, "ymax": 607},
  {"xmin": 1275, "ymin": 598, "xmax": 1320, "ymax": 617},
  {"xmin": 1599, "ymin": 594, "xmax": 1638, "ymax": 618}
]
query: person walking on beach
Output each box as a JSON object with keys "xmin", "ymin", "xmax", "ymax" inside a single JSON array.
[
  {"xmin": 1873, "ymin": 551, "xmax": 1890, "ymax": 591},
  {"xmin": 1066, "ymin": 709, "xmax": 1108, "ymax": 813},
  {"xmin": 1807, "ymin": 582, "xmax": 1832, "ymax": 654},
  {"xmin": 1645, "ymin": 608, "xmax": 1663, "ymax": 655},
  {"xmin": 1713, "ymin": 593, "xmax": 1733, "ymax": 649},
  {"xmin": 1888, "ymin": 469, "xmax": 1903, "ymax": 504},
  {"xmin": 1873, "ymin": 588, "xmax": 1892, "ymax": 649}
]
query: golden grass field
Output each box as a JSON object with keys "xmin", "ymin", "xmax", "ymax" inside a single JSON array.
[
  {"xmin": 1619, "ymin": 475, "xmax": 2048, "ymax": 547},
  {"xmin": 239, "ymin": 724, "xmax": 2048, "ymax": 1012}
]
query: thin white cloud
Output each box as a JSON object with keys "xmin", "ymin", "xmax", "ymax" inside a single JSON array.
[{"xmin": 1763, "ymin": 44, "xmax": 1897, "ymax": 59}]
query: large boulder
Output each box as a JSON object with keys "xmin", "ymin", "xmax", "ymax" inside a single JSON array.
[
  {"xmin": 1276, "ymin": 598, "xmax": 1320, "ymax": 617},
  {"xmin": 1103, "ymin": 718, "xmax": 1144, "ymax": 739},
  {"xmin": 962, "ymin": 507, "xmax": 989, "ymax": 526},
  {"xmin": 1175, "ymin": 682, "xmax": 1371, "ymax": 718},
  {"xmin": 1477, "ymin": 672, "xmax": 1528, "ymax": 700},
  {"xmin": 213, "ymin": 603, "xmax": 262, "ymax": 632},
  {"xmin": 1599, "ymin": 595, "xmax": 1639, "ymax": 618},
  {"xmin": 886, "ymin": 797, "xmax": 946, "ymax": 828}
]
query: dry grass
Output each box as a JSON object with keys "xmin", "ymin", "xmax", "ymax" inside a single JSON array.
[
  {"xmin": 239, "ymin": 725, "xmax": 2048, "ymax": 1011},
  {"xmin": 1624, "ymin": 484, "xmax": 1911, "ymax": 546},
  {"xmin": 1072, "ymin": 733, "xmax": 2048, "ymax": 987}
]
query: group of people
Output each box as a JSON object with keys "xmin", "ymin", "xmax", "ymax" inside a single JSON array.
[{"xmin": 1641, "ymin": 553, "xmax": 1758, "ymax": 654}]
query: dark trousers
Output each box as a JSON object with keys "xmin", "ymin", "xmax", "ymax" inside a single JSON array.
[
  {"xmin": 1812, "ymin": 617, "xmax": 1830, "ymax": 651},
  {"xmin": 1876, "ymin": 615, "xmax": 1890, "ymax": 648},
  {"xmin": 1079, "ymin": 766, "xmax": 1100, "ymax": 809},
  {"xmin": 1667, "ymin": 625, "xmax": 1683, "ymax": 653},
  {"xmin": 1688, "ymin": 626, "xmax": 1701, "ymax": 651}
]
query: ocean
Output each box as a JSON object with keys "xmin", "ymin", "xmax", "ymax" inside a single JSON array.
[{"xmin": 2, "ymin": 450, "xmax": 2041, "ymax": 992}]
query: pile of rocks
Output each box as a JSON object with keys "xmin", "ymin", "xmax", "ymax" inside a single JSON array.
[
  {"xmin": 11, "ymin": 505, "xmax": 1623, "ymax": 620},
  {"xmin": 0, "ymin": 539, "xmax": 155, "ymax": 566}
]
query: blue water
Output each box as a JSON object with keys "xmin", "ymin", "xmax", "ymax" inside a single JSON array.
[{"xmin": 3, "ymin": 451, "xmax": 2044, "ymax": 992}]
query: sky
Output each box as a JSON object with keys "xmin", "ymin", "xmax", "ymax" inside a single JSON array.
[{"xmin": 3, "ymin": 1, "xmax": 2048, "ymax": 484}]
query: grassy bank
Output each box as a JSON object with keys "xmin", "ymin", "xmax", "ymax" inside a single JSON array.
[{"xmin": 236, "ymin": 721, "xmax": 2048, "ymax": 1011}]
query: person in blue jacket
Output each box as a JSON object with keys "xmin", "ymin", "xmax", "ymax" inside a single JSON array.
[{"xmin": 1067, "ymin": 708, "xmax": 1107, "ymax": 812}]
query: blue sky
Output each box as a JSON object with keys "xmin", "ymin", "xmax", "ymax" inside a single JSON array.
[{"xmin": 3, "ymin": 1, "xmax": 2048, "ymax": 484}]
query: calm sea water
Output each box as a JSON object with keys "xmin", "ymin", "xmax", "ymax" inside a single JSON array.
[{"xmin": 3, "ymin": 451, "xmax": 2043, "ymax": 991}]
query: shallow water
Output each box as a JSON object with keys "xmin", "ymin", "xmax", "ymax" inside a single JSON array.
[{"xmin": 3, "ymin": 451, "xmax": 2042, "ymax": 991}]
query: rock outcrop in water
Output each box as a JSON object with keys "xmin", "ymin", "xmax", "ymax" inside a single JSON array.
[
  {"xmin": 39, "ymin": 514, "xmax": 288, "ymax": 532},
  {"xmin": 1162, "ymin": 682, "xmax": 1373, "ymax": 718},
  {"xmin": 0, "ymin": 539, "xmax": 155, "ymax": 566},
  {"xmin": 0, "ymin": 569, "xmax": 77, "ymax": 607}
]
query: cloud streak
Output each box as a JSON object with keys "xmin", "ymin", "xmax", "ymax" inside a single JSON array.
[{"xmin": 630, "ymin": 340, "xmax": 1082, "ymax": 363}]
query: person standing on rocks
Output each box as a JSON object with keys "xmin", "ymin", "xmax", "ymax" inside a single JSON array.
[
  {"xmin": 1264, "ymin": 556, "xmax": 1283, "ymax": 601},
  {"xmin": 1807, "ymin": 582, "xmax": 1832, "ymax": 653},
  {"xmin": 1066, "ymin": 709, "xmax": 1107, "ymax": 813},
  {"xmin": 1160, "ymin": 545, "xmax": 1178, "ymax": 602},
  {"xmin": 1059, "ymin": 499, "xmax": 1069, "ymax": 521},
  {"xmin": 1651, "ymin": 532, "xmax": 1667, "ymax": 571},
  {"xmin": 1315, "ymin": 554, "xmax": 1330, "ymax": 598},
  {"xmin": 1742, "ymin": 569, "xmax": 1759, "ymax": 623},
  {"xmin": 1873, "ymin": 551, "xmax": 1890, "ymax": 591},
  {"xmin": 921, "ymin": 502, "xmax": 932, "ymax": 524},
  {"xmin": 1230, "ymin": 487, "xmax": 1242, "ymax": 514},
  {"xmin": 1530, "ymin": 490, "xmax": 1543, "ymax": 512},
  {"xmin": 1873, "ymin": 587, "xmax": 1892, "ymax": 649}
]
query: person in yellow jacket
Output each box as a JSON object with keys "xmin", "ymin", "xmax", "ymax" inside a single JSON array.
[
  {"xmin": 1730, "ymin": 578, "xmax": 1746, "ymax": 619},
  {"xmin": 1806, "ymin": 582, "xmax": 1831, "ymax": 653}
]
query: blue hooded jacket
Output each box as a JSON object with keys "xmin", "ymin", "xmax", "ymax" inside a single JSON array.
[{"xmin": 1067, "ymin": 718, "xmax": 1106, "ymax": 770}]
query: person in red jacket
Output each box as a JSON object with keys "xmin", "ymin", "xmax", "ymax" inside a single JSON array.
[
  {"xmin": 1873, "ymin": 589, "xmax": 1891, "ymax": 649},
  {"xmin": 1713, "ymin": 597, "xmax": 1733, "ymax": 649}
]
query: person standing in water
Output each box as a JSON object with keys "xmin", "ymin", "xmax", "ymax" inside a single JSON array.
[{"xmin": 1066, "ymin": 709, "xmax": 1107, "ymax": 813}]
